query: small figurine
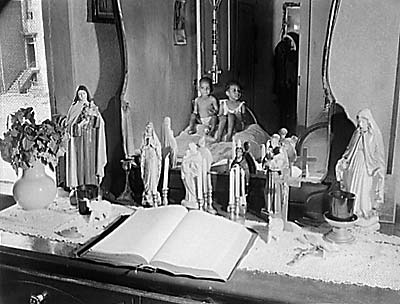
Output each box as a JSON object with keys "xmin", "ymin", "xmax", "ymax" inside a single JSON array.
[
  {"xmin": 140, "ymin": 122, "xmax": 162, "ymax": 207},
  {"xmin": 335, "ymin": 109, "xmax": 385, "ymax": 227},
  {"xmin": 181, "ymin": 143, "xmax": 203, "ymax": 209},
  {"xmin": 198, "ymin": 137, "xmax": 217, "ymax": 213},
  {"xmin": 262, "ymin": 134, "xmax": 290, "ymax": 215},
  {"xmin": 231, "ymin": 142, "xmax": 250, "ymax": 191},
  {"xmin": 243, "ymin": 141, "xmax": 257, "ymax": 174}
]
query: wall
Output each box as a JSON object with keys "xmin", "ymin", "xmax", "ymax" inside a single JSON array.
[
  {"xmin": 119, "ymin": 0, "xmax": 196, "ymax": 150},
  {"xmin": 0, "ymin": 0, "xmax": 25, "ymax": 92}
]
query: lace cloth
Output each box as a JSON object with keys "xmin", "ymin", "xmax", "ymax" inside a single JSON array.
[
  {"xmin": 0, "ymin": 197, "xmax": 134, "ymax": 245},
  {"xmin": 240, "ymin": 219, "xmax": 400, "ymax": 290}
]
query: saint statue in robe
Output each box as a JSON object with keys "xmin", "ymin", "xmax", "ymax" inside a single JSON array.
[
  {"xmin": 335, "ymin": 108, "xmax": 385, "ymax": 220},
  {"xmin": 181, "ymin": 143, "xmax": 203, "ymax": 209},
  {"xmin": 66, "ymin": 85, "xmax": 107, "ymax": 190},
  {"xmin": 262, "ymin": 134, "xmax": 290, "ymax": 215},
  {"xmin": 140, "ymin": 122, "xmax": 162, "ymax": 207}
]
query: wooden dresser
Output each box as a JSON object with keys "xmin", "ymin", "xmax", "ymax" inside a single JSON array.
[{"xmin": 0, "ymin": 195, "xmax": 399, "ymax": 304}]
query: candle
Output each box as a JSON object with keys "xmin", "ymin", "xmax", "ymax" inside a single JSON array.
[
  {"xmin": 162, "ymin": 153, "xmax": 170, "ymax": 190},
  {"xmin": 197, "ymin": 164, "xmax": 203, "ymax": 200},
  {"xmin": 241, "ymin": 168, "xmax": 245, "ymax": 197},
  {"xmin": 229, "ymin": 168, "xmax": 234, "ymax": 206},
  {"xmin": 235, "ymin": 166, "xmax": 240, "ymax": 198},
  {"xmin": 202, "ymin": 158, "xmax": 208, "ymax": 193},
  {"xmin": 261, "ymin": 144, "xmax": 266, "ymax": 161},
  {"xmin": 208, "ymin": 171, "xmax": 212, "ymax": 192}
]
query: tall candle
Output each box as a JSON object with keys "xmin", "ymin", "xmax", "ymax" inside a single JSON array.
[
  {"xmin": 162, "ymin": 154, "xmax": 170, "ymax": 190},
  {"xmin": 197, "ymin": 165, "xmax": 203, "ymax": 199},
  {"xmin": 208, "ymin": 172, "xmax": 212, "ymax": 192},
  {"xmin": 229, "ymin": 168, "xmax": 234, "ymax": 206},
  {"xmin": 202, "ymin": 158, "xmax": 208, "ymax": 193},
  {"xmin": 241, "ymin": 168, "xmax": 245, "ymax": 197},
  {"xmin": 261, "ymin": 144, "xmax": 266, "ymax": 161},
  {"xmin": 235, "ymin": 166, "xmax": 240, "ymax": 198}
]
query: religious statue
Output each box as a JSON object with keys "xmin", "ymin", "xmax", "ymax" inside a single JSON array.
[
  {"xmin": 181, "ymin": 143, "xmax": 203, "ymax": 209},
  {"xmin": 140, "ymin": 122, "xmax": 162, "ymax": 207},
  {"xmin": 231, "ymin": 144, "xmax": 250, "ymax": 192},
  {"xmin": 335, "ymin": 109, "xmax": 385, "ymax": 225},
  {"xmin": 243, "ymin": 141, "xmax": 257, "ymax": 174},
  {"xmin": 262, "ymin": 134, "xmax": 290, "ymax": 216},
  {"xmin": 198, "ymin": 137, "xmax": 217, "ymax": 213},
  {"xmin": 66, "ymin": 85, "xmax": 107, "ymax": 191}
]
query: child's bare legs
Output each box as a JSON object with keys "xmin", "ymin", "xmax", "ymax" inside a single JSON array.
[
  {"xmin": 208, "ymin": 114, "xmax": 218, "ymax": 137},
  {"xmin": 226, "ymin": 113, "xmax": 237, "ymax": 141},
  {"xmin": 188, "ymin": 113, "xmax": 199, "ymax": 134},
  {"xmin": 216, "ymin": 115, "xmax": 227, "ymax": 142}
]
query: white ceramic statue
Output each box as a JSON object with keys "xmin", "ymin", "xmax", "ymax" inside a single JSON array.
[
  {"xmin": 140, "ymin": 122, "xmax": 162, "ymax": 207},
  {"xmin": 335, "ymin": 109, "xmax": 385, "ymax": 224},
  {"xmin": 181, "ymin": 143, "xmax": 203, "ymax": 209}
]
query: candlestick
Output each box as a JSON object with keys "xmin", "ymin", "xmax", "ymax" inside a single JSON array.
[
  {"xmin": 197, "ymin": 165, "xmax": 203, "ymax": 209},
  {"xmin": 162, "ymin": 188, "xmax": 168, "ymax": 206},
  {"xmin": 162, "ymin": 153, "xmax": 170, "ymax": 190}
]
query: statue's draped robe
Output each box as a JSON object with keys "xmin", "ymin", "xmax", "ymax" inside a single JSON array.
[
  {"xmin": 66, "ymin": 100, "xmax": 107, "ymax": 188},
  {"xmin": 140, "ymin": 132, "xmax": 162, "ymax": 205},
  {"xmin": 181, "ymin": 148, "xmax": 202, "ymax": 207},
  {"xmin": 263, "ymin": 147, "xmax": 289, "ymax": 214},
  {"xmin": 337, "ymin": 109, "xmax": 385, "ymax": 217}
]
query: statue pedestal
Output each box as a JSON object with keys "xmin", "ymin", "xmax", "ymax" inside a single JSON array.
[{"xmin": 323, "ymin": 212, "xmax": 358, "ymax": 244}]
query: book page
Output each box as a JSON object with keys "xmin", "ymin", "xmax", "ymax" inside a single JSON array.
[
  {"xmin": 150, "ymin": 210, "xmax": 254, "ymax": 281},
  {"xmin": 86, "ymin": 205, "xmax": 188, "ymax": 265}
]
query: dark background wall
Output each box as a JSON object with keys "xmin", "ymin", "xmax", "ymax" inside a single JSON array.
[{"xmin": 119, "ymin": 0, "xmax": 196, "ymax": 150}]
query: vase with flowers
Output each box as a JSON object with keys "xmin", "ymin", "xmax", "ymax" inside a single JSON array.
[{"xmin": 0, "ymin": 107, "xmax": 69, "ymax": 210}]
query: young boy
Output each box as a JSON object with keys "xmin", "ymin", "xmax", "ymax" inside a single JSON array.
[
  {"xmin": 188, "ymin": 77, "xmax": 218, "ymax": 136},
  {"xmin": 215, "ymin": 81, "xmax": 246, "ymax": 142}
]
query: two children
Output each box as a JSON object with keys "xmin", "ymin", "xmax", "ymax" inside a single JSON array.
[{"xmin": 189, "ymin": 78, "xmax": 246, "ymax": 142}]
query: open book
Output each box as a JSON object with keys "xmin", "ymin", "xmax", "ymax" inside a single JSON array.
[{"xmin": 80, "ymin": 205, "xmax": 256, "ymax": 281}]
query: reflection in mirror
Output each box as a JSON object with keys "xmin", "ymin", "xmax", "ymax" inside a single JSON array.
[
  {"xmin": 274, "ymin": 2, "xmax": 300, "ymax": 136},
  {"xmin": 294, "ymin": 0, "xmax": 340, "ymax": 182}
]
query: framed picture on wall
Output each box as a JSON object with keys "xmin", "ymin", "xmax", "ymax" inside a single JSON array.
[
  {"xmin": 173, "ymin": 0, "xmax": 187, "ymax": 45},
  {"xmin": 88, "ymin": 0, "xmax": 114, "ymax": 23}
]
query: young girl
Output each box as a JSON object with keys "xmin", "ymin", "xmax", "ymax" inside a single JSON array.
[
  {"xmin": 188, "ymin": 77, "xmax": 218, "ymax": 136},
  {"xmin": 216, "ymin": 81, "xmax": 246, "ymax": 142}
]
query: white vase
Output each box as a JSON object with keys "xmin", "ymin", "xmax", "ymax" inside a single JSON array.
[{"xmin": 13, "ymin": 162, "xmax": 56, "ymax": 210}]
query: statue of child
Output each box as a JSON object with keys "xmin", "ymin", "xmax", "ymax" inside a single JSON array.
[
  {"xmin": 188, "ymin": 76, "xmax": 218, "ymax": 136},
  {"xmin": 216, "ymin": 81, "xmax": 246, "ymax": 142}
]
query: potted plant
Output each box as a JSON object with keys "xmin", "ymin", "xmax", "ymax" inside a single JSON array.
[{"xmin": 0, "ymin": 107, "xmax": 69, "ymax": 210}]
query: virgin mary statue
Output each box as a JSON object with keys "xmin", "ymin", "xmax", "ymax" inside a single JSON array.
[
  {"xmin": 66, "ymin": 85, "xmax": 107, "ymax": 189},
  {"xmin": 140, "ymin": 122, "xmax": 162, "ymax": 206},
  {"xmin": 336, "ymin": 108, "xmax": 385, "ymax": 219}
]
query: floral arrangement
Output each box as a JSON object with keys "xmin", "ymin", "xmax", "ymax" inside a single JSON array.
[{"xmin": 0, "ymin": 107, "xmax": 69, "ymax": 174}]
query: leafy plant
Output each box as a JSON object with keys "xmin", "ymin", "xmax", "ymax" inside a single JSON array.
[{"xmin": 0, "ymin": 107, "xmax": 69, "ymax": 174}]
